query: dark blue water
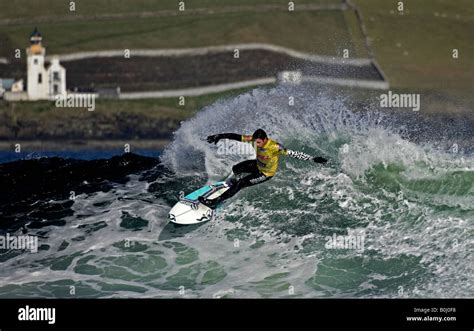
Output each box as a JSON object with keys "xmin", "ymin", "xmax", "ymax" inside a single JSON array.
[
  {"xmin": 0, "ymin": 85, "xmax": 472, "ymax": 298},
  {"xmin": 0, "ymin": 150, "xmax": 161, "ymax": 164}
]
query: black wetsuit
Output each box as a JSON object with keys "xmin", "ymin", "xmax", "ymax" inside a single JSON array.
[
  {"xmin": 200, "ymin": 133, "xmax": 327, "ymax": 209},
  {"xmin": 222, "ymin": 159, "xmax": 273, "ymax": 200}
]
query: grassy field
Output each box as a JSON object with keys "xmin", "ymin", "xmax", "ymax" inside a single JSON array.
[
  {"xmin": 0, "ymin": 0, "xmax": 341, "ymax": 20},
  {"xmin": 2, "ymin": 0, "xmax": 471, "ymax": 94},
  {"xmin": 353, "ymin": 0, "xmax": 474, "ymax": 96},
  {"xmin": 0, "ymin": 10, "xmax": 365, "ymax": 58},
  {"xmin": 0, "ymin": 85, "xmax": 256, "ymax": 117}
]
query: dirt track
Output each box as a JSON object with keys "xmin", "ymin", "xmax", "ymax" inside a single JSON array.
[{"xmin": 0, "ymin": 49, "xmax": 382, "ymax": 92}]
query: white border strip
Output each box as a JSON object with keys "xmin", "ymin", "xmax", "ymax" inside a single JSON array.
[{"xmin": 49, "ymin": 43, "xmax": 372, "ymax": 66}]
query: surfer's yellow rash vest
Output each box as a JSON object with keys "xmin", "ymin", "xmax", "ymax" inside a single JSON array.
[
  {"xmin": 213, "ymin": 133, "xmax": 315, "ymax": 177},
  {"xmin": 240, "ymin": 134, "xmax": 313, "ymax": 177},
  {"xmin": 241, "ymin": 135, "xmax": 286, "ymax": 176}
]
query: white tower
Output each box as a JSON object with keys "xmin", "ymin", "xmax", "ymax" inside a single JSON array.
[{"xmin": 27, "ymin": 27, "xmax": 48, "ymax": 100}]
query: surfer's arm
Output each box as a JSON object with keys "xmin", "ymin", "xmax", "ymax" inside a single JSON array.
[
  {"xmin": 280, "ymin": 145, "xmax": 328, "ymax": 164},
  {"xmin": 206, "ymin": 133, "xmax": 242, "ymax": 144},
  {"xmin": 286, "ymin": 149, "xmax": 312, "ymax": 160}
]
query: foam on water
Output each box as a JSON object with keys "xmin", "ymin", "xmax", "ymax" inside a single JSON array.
[{"xmin": 0, "ymin": 84, "xmax": 472, "ymax": 298}]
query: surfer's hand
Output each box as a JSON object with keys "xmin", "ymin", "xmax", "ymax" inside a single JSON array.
[
  {"xmin": 313, "ymin": 156, "xmax": 328, "ymax": 164},
  {"xmin": 206, "ymin": 134, "xmax": 222, "ymax": 144}
]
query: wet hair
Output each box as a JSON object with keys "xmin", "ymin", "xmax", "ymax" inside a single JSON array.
[{"xmin": 252, "ymin": 129, "xmax": 267, "ymax": 140}]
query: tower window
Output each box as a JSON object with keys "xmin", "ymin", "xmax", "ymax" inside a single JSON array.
[
  {"xmin": 53, "ymin": 84, "xmax": 59, "ymax": 94},
  {"xmin": 38, "ymin": 73, "xmax": 42, "ymax": 84},
  {"xmin": 34, "ymin": 59, "xmax": 38, "ymax": 65},
  {"xmin": 53, "ymin": 72, "xmax": 60, "ymax": 81}
]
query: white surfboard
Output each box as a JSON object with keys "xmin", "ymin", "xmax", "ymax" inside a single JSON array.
[{"xmin": 168, "ymin": 180, "xmax": 231, "ymax": 225}]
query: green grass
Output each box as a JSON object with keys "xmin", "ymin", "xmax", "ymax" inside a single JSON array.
[
  {"xmin": 0, "ymin": 0, "xmax": 341, "ymax": 20},
  {"xmin": 0, "ymin": 10, "xmax": 363, "ymax": 57},
  {"xmin": 2, "ymin": 0, "xmax": 472, "ymax": 94},
  {"xmin": 0, "ymin": 85, "xmax": 258, "ymax": 114},
  {"xmin": 353, "ymin": 0, "xmax": 474, "ymax": 94},
  {"xmin": 342, "ymin": 9, "xmax": 368, "ymax": 58}
]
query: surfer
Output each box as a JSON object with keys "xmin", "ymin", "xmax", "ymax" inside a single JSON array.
[{"xmin": 198, "ymin": 129, "xmax": 328, "ymax": 209}]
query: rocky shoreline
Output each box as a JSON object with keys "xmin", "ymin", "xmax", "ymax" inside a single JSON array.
[{"xmin": 0, "ymin": 100, "xmax": 188, "ymax": 143}]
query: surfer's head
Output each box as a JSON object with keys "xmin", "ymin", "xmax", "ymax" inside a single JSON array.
[{"xmin": 253, "ymin": 129, "xmax": 268, "ymax": 148}]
